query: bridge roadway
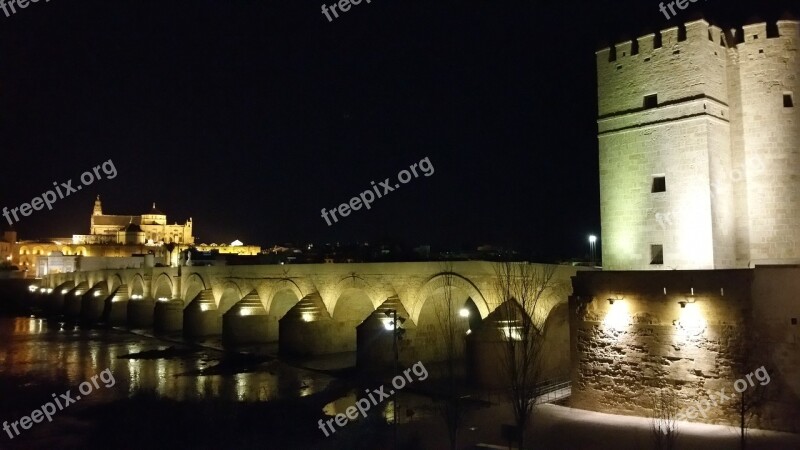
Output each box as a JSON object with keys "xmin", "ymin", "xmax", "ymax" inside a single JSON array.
[{"xmin": 33, "ymin": 261, "xmax": 579, "ymax": 374}]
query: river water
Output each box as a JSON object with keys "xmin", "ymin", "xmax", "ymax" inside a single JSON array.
[{"xmin": 0, "ymin": 316, "xmax": 338, "ymax": 405}]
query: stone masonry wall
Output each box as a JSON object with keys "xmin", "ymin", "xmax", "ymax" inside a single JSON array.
[
  {"xmin": 598, "ymin": 20, "xmax": 800, "ymax": 269},
  {"xmin": 569, "ymin": 269, "xmax": 799, "ymax": 433}
]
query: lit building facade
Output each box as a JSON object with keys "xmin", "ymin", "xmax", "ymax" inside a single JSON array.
[
  {"xmin": 194, "ymin": 240, "xmax": 261, "ymax": 256},
  {"xmin": 85, "ymin": 196, "xmax": 194, "ymax": 245},
  {"xmin": 598, "ymin": 20, "xmax": 800, "ymax": 270},
  {"xmin": 12, "ymin": 198, "xmax": 195, "ymax": 276}
]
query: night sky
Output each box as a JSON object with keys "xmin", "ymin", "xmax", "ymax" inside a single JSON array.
[{"xmin": 1, "ymin": 0, "xmax": 798, "ymax": 261}]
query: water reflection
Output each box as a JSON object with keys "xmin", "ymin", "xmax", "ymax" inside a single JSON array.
[{"xmin": 0, "ymin": 317, "xmax": 334, "ymax": 405}]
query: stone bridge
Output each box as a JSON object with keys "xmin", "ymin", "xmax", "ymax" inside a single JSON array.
[{"xmin": 35, "ymin": 262, "xmax": 579, "ymax": 378}]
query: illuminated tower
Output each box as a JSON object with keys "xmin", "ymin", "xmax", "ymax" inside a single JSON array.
[
  {"xmin": 597, "ymin": 19, "xmax": 800, "ymax": 270},
  {"xmin": 93, "ymin": 195, "xmax": 103, "ymax": 216}
]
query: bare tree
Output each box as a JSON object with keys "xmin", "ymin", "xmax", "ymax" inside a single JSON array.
[
  {"xmin": 492, "ymin": 262, "xmax": 564, "ymax": 450},
  {"xmin": 650, "ymin": 386, "xmax": 680, "ymax": 450},
  {"xmin": 722, "ymin": 325, "xmax": 771, "ymax": 450},
  {"xmin": 433, "ymin": 262, "xmax": 468, "ymax": 450}
]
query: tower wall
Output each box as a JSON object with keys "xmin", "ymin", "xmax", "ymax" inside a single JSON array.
[
  {"xmin": 599, "ymin": 20, "xmax": 800, "ymax": 269},
  {"xmin": 735, "ymin": 22, "xmax": 800, "ymax": 264},
  {"xmin": 598, "ymin": 20, "xmax": 732, "ymax": 270}
]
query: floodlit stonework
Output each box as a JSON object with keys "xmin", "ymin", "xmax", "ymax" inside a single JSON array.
[
  {"xmin": 37, "ymin": 262, "xmax": 581, "ymax": 376},
  {"xmin": 569, "ymin": 269, "xmax": 800, "ymax": 433},
  {"xmin": 598, "ymin": 20, "xmax": 800, "ymax": 270}
]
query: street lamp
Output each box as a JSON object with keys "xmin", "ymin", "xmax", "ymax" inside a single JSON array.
[{"xmin": 588, "ymin": 235, "xmax": 597, "ymax": 267}]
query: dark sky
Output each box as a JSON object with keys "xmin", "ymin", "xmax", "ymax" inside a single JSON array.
[{"xmin": 1, "ymin": 0, "xmax": 798, "ymax": 261}]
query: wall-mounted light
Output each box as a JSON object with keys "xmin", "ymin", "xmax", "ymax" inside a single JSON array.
[
  {"xmin": 679, "ymin": 293, "xmax": 696, "ymax": 308},
  {"xmin": 607, "ymin": 294, "xmax": 623, "ymax": 305},
  {"xmin": 459, "ymin": 308, "xmax": 470, "ymax": 318}
]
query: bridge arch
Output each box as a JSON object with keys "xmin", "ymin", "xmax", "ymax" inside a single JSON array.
[
  {"xmin": 182, "ymin": 273, "xmax": 207, "ymax": 304},
  {"xmin": 411, "ymin": 272, "xmax": 489, "ymax": 324},
  {"xmin": 412, "ymin": 272, "xmax": 488, "ymax": 363},
  {"xmin": 152, "ymin": 273, "xmax": 173, "ymax": 301},
  {"xmin": 108, "ymin": 274, "xmax": 123, "ymax": 292},
  {"xmin": 264, "ymin": 279, "xmax": 303, "ymax": 316},
  {"xmin": 331, "ymin": 288, "xmax": 375, "ymax": 323},
  {"xmin": 217, "ymin": 282, "xmax": 244, "ymax": 314},
  {"xmin": 131, "ymin": 274, "xmax": 145, "ymax": 297},
  {"xmin": 264, "ymin": 281, "xmax": 302, "ymax": 342}
]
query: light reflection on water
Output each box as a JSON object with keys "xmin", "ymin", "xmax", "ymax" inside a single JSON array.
[{"xmin": 0, "ymin": 317, "xmax": 335, "ymax": 405}]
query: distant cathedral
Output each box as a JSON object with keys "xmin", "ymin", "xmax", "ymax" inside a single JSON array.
[
  {"xmin": 597, "ymin": 19, "xmax": 800, "ymax": 270},
  {"xmin": 86, "ymin": 196, "xmax": 194, "ymax": 245}
]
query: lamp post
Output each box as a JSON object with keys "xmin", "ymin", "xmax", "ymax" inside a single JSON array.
[{"xmin": 588, "ymin": 235, "xmax": 597, "ymax": 267}]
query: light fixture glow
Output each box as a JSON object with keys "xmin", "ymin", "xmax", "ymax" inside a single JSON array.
[
  {"xmin": 675, "ymin": 302, "xmax": 706, "ymax": 337},
  {"xmin": 301, "ymin": 312, "xmax": 313, "ymax": 322},
  {"xmin": 589, "ymin": 235, "xmax": 597, "ymax": 243},
  {"xmin": 459, "ymin": 308, "xmax": 470, "ymax": 318},
  {"xmin": 238, "ymin": 307, "xmax": 259, "ymax": 316},
  {"xmin": 157, "ymin": 297, "xmax": 169, "ymax": 302},
  {"xmin": 46, "ymin": 288, "xmax": 53, "ymax": 293},
  {"xmin": 496, "ymin": 320, "xmax": 522, "ymax": 341},
  {"xmin": 602, "ymin": 299, "xmax": 630, "ymax": 331}
]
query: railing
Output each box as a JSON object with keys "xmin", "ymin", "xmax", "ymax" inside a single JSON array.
[
  {"xmin": 531, "ymin": 378, "xmax": 571, "ymax": 405},
  {"xmin": 467, "ymin": 378, "xmax": 572, "ymax": 405}
]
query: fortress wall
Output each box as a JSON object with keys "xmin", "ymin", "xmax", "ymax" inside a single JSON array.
[
  {"xmin": 735, "ymin": 23, "xmax": 800, "ymax": 262},
  {"xmin": 569, "ymin": 269, "xmax": 799, "ymax": 433},
  {"xmin": 597, "ymin": 20, "xmax": 728, "ymax": 117},
  {"xmin": 727, "ymin": 41, "xmax": 751, "ymax": 266},
  {"xmin": 707, "ymin": 117, "xmax": 736, "ymax": 268},
  {"xmin": 597, "ymin": 20, "xmax": 732, "ymax": 270},
  {"xmin": 599, "ymin": 20, "xmax": 800, "ymax": 269},
  {"xmin": 599, "ymin": 119, "xmax": 715, "ymax": 270}
]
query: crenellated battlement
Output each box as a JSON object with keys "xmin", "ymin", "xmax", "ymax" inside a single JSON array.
[
  {"xmin": 597, "ymin": 15, "xmax": 800, "ymax": 272},
  {"xmin": 597, "ymin": 19, "xmax": 800, "ymax": 65}
]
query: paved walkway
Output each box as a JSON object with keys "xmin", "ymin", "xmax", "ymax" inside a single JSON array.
[{"xmin": 403, "ymin": 402, "xmax": 800, "ymax": 449}]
